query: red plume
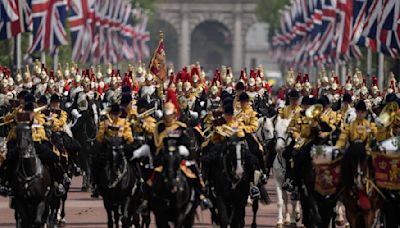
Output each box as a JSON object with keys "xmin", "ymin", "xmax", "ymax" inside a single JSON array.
[{"xmin": 165, "ymin": 88, "xmax": 180, "ymax": 116}]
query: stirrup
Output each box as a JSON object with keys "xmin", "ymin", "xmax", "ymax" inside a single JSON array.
[{"xmin": 250, "ymin": 186, "xmax": 260, "ymax": 200}]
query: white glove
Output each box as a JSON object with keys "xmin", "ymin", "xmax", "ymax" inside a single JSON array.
[
  {"xmin": 200, "ymin": 110, "xmax": 207, "ymax": 118},
  {"xmin": 65, "ymin": 102, "xmax": 72, "ymax": 109},
  {"xmin": 155, "ymin": 110, "xmax": 163, "ymax": 118},
  {"xmin": 189, "ymin": 111, "xmax": 198, "ymax": 119},
  {"xmin": 178, "ymin": 145, "xmax": 190, "ymax": 157},
  {"xmin": 200, "ymin": 101, "xmax": 205, "ymax": 107},
  {"xmin": 71, "ymin": 109, "xmax": 82, "ymax": 119},
  {"xmin": 131, "ymin": 144, "xmax": 151, "ymax": 160}
]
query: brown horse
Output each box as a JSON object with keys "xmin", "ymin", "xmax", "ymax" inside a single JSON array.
[{"xmin": 338, "ymin": 142, "xmax": 383, "ymax": 228}]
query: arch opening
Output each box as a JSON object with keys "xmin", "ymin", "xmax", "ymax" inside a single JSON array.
[
  {"xmin": 190, "ymin": 21, "xmax": 232, "ymax": 72},
  {"xmin": 148, "ymin": 18, "xmax": 179, "ymax": 66}
]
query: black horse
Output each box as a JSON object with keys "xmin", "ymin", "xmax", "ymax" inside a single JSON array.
[
  {"xmin": 95, "ymin": 137, "xmax": 140, "ymax": 228},
  {"xmin": 11, "ymin": 123, "xmax": 52, "ymax": 228},
  {"xmin": 204, "ymin": 139, "xmax": 253, "ymax": 228},
  {"xmin": 339, "ymin": 141, "xmax": 382, "ymax": 228},
  {"xmin": 47, "ymin": 134, "xmax": 74, "ymax": 227},
  {"xmin": 149, "ymin": 143, "xmax": 198, "ymax": 228},
  {"xmin": 71, "ymin": 96, "xmax": 98, "ymax": 192}
]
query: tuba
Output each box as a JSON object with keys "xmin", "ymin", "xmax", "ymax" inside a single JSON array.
[
  {"xmin": 379, "ymin": 102, "xmax": 399, "ymax": 127},
  {"xmin": 306, "ymin": 104, "xmax": 323, "ymax": 120}
]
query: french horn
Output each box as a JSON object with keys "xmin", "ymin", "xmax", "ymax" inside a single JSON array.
[{"xmin": 379, "ymin": 101, "xmax": 399, "ymax": 127}]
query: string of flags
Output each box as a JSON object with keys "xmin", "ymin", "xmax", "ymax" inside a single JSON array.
[
  {"xmin": 0, "ymin": 0, "xmax": 150, "ymax": 64},
  {"xmin": 272, "ymin": 0, "xmax": 400, "ymax": 66}
]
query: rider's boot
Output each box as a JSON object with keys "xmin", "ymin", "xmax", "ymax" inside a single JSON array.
[{"xmin": 250, "ymin": 183, "xmax": 260, "ymax": 200}]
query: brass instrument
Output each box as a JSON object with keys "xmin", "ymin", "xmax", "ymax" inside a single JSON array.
[
  {"xmin": 0, "ymin": 119, "xmax": 14, "ymax": 126},
  {"xmin": 379, "ymin": 102, "xmax": 399, "ymax": 127},
  {"xmin": 137, "ymin": 107, "xmax": 155, "ymax": 119},
  {"xmin": 306, "ymin": 104, "xmax": 323, "ymax": 120},
  {"xmin": 100, "ymin": 107, "xmax": 111, "ymax": 116},
  {"xmin": 294, "ymin": 104, "xmax": 323, "ymax": 150}
]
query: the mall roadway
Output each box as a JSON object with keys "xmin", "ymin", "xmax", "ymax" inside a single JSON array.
[{"xmin": 0, "ymin": 176, "xmax": 284, "ymax": 228}]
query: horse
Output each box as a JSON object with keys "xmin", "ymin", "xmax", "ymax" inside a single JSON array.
[
  {"xmin": 71, "ymin": 92, "xmax": 98, "ymax": 191},
  {"xmin": 95, "ymin": 137, "xmax": 140, "ymax": 228},
  {"xmin": 339, "ymin": 141, "xmax": 383, "ymax": 228},
  {"xmin": 296, "ymin": 143, "xmax": 343, "ymax": 228},
  {"xmin": 47, "ymin": 132, "xmax": 75, "ymax": 227},
  {"xmin": 204, "ymin": 138, "xmax": 251, "ymax": 228},
  {"xmin": 149, "ymin": 142, "xmax": 198, "ymax": 228},
  {"xmin": 249, "ymin": 114, "xmax": 276, "ymax": 228},
  {"xmin": 11, "ymin": 122, "xmax": 52, "ymax": 228},
  {"xmin": 273, "ymin": 116, "xmax": 301, "ymax": 227}
]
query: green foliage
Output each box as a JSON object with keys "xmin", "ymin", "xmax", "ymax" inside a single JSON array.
[{"xmin": 256, "ymin": 0, "xmax": 290, "ymax": 41}]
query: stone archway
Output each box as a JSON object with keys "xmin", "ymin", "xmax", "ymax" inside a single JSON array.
[
  {"xmin": 155, "ymin": 0, "xmax": 258, "ymax": 73},
  {"xmin": 148, "ymin": 19, "xmax": 179, "ymax": 66},
  {"xmin": 191, "ymin": 21, "xmax": 232, "ymax": 72}
]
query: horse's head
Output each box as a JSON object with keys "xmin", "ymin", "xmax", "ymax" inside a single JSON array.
[
  {"xmin": 275, "ymin": 116, "xmax": 291, "ymax": 154},
  {"xmin": 223, "ymin": 138, "xmax": 246, "ymax": 181},
  {"xmin": 161, "ymin": 138, "xmax": 183, "ymax": 192},
  {"xmin": 104, "ymin": 137, "xmax": 125, "ymax": 168},
  {"xmin": 256, "ymin": 116, "xmax": 275, "ymax": 143},
  {"xmin": 16, "ymin": 123, "xmax": 36, "ymax": 158}
]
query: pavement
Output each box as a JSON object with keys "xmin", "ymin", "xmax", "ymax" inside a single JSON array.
[{"xmin": 0, "ymin": 176, "xmax": 283, "ymax": 227}]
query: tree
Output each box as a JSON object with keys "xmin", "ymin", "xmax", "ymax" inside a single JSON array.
[{"xmin": 256, "ymin": 0, "xmax": 290, "ymax": 42}]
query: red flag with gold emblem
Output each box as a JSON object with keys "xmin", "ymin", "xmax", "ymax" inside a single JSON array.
[{"xmin": 148, "ymin": 31, "xmax": 167, "ymax": 82}]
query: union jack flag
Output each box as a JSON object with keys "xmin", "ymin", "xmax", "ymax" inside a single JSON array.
[
  {"xmin": 69, "ymin": 0, "xmax": 95, "ymax": 63},
  {"xmin": 28, "ymin": 0, "xmax": 68, "ymax": 54},
  {"xmin": 0, "ymin": 0, "xmax": 32, "ymax": 40}
]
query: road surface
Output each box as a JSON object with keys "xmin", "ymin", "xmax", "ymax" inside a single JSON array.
[{"xmin": 0, "ymin": 176, "xmax": 284, "ymax": 227}]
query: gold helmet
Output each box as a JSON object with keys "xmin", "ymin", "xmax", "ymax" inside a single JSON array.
[
  {"xmin": 286, "ymin": 68, "xmax": 295, "ymax": 86},
  {"xmin": 183, "ymin": 81, "xmax": 191, "ymax": 92},
  {"xmin": 320, "ymin": 69, "xmax": 329, "ymax": 84},
  {"xmin": 56, "ymin": 63, "xmax": 64, "ymax": 80},
  {"xmin": 96, "ymin": 65, "xmax": 102, "ymax": 80},
  {"xmin": 64, "ymin": 63, "xmax": 70, "ymax": 78},
  {"xmin": 371, "ymin": 76, "xmax": 379, "ymax": 95},
  {"xmin": 24, "ymin": 65, "xmax": 31, "ymax": 83},
  {"xmin": 15, "ymin": 69, "xmax": 23, "ymax": 85},
  {"xmin": 353, "ymin": 68, "xmax": 362, "ymax": 86},
  {"xmin": 107, "ymin": 63, "xmax": 112, "ymax": 75},
  {"xmin": 164, "ymin": 101, "xmax": 177, "ymax": 116},
  {"xmin": 294, "ymin": 73, "xmax": 302, "ymax": 91}
]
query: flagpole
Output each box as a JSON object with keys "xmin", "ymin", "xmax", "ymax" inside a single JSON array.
[
  {"xmin": 16, "ymin": 34, "xmax": 22, "ymax": 69},
  {"xmin": 341, "ymin": 65, "xmax": 346, "ymax": 85},
  {"xmin": 41, "ymin": 52, "xmax": 46, "ymax": 65},
  {"xmin": 378, "ymin": 53, "xmax": 384, "ymax": 89},
  {"xmin": 367, "ymin": 49, "xmax": 372, "ymax": 77},
  {"xmin": 53, "ymin": 47, "xmax": 59, "ymax": 71}
]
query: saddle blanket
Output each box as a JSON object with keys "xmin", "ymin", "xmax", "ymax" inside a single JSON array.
[
  {"xmin": 372, "ymin": 152, "xmax": 400, "ymax": 190},
  {"xmin": 314, "ymin": 158, "xmax": 342, "ymax": 195}
]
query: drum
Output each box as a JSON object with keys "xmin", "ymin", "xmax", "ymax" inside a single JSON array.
[{"xmin": 311, "ymin": 145, "xmax": 343, "ymax": 195}]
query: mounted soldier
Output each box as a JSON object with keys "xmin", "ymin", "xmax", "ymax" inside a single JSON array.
[{"xmin": 0, "ymin": 94, "xmax": 67, "ymax": 196}]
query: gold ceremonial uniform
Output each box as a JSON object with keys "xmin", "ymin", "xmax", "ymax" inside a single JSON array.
[
  {"xmin": 45, "ymin": 110, "xmax": 68, "ymax": 132},
  {"xmin": 3, "ymin": 106, "xmax": 22, "ymax": 123},
  {"xmin": 97, "ymin": 116, "xmax": 133, "ymax": 144},
  {"xmin": 210, "ymin": 118, "xmax": 245, "ymax": 145},
  {"xmin": 279, "ymin": 105, "xmax": 302, "ymax": 119},
  {"xmin": 289, "ymin": 111, "xmax": 312, "ymax": 140},
  {"xmin": 236, "ymin": 105, "xmax": 258, "ymax": 134},
  {"xmin": 320, "ymin": 108, "xmax": 340, "ymax": 132},
  {"xmin": 133, "ymin": 116, "xmax": 156, "ymax": 135},
  {"xmin": 7, "ymin": 114, "xmax": 48, "ymax": 142},
  {"xmin": 336, "ymin": 118, "xmax": 377, "ymax": 149}
]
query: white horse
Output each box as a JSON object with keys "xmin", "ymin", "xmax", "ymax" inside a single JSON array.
[{"xmin": 273, "ymin": 116, "xmax": 301, "ymax": 227}]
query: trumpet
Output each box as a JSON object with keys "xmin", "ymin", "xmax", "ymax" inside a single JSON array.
[
  {"xmin": 137, "ymin": 107, "xmax": 155, "ymax": 119},
  {"xmin": 0, "ymin": 119, "xmax": 14, "ymax": 126}
]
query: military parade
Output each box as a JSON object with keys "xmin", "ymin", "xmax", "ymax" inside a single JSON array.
[{"xmin": 2, "ymin": 0, "xmax": 400, "ymax": 227}]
